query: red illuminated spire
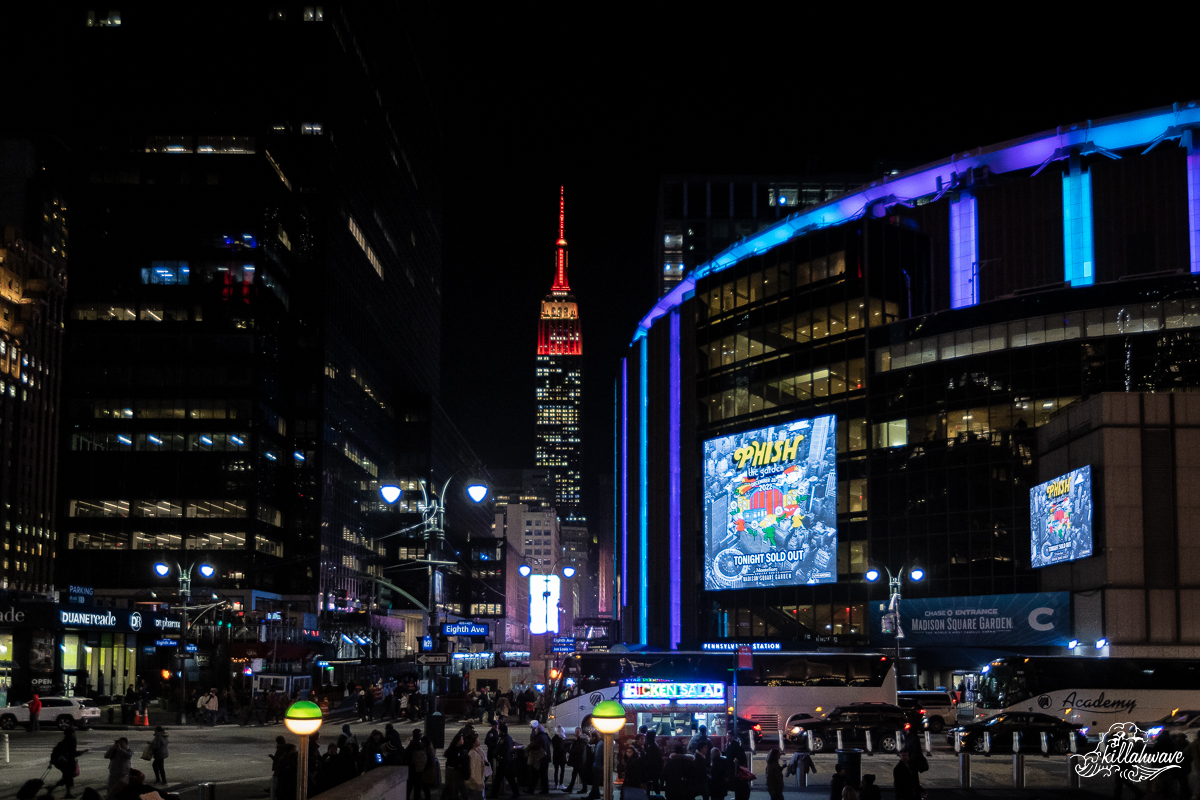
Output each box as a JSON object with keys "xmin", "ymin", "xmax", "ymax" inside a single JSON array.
[
  {"xmin": 539, "ymin": 186, "xmax": 581, "ymax": 356},
  {"xmin": 552, "ymin": 185, "xmax": 570, "ymax": 292}
]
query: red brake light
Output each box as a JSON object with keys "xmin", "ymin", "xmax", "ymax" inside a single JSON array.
[
  {"xmin": 920, "ymin": 709, "xmax": 926, "ymax": 715},
  {"xmin": 752, "ymin": 724, "xmax": 761, "ymax": 732},
  {"xmin": 904, "ymin": 723, "xmax": 911, "ymax": 730}
]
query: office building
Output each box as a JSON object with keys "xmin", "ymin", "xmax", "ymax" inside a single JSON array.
[
  {"xmin": 617, "ymin": 102, "xmax": 1200, "ymax": 681},
  {"xmin": 535, "ymin": 188, "xmax": 584, "ymax": 521},
  {"xmin": 656, "ymin": 175, "xmax": 865, "ymax": 298},
  {"xmin": 13, "ymin": 4, "xmax": 491, "ymax": 647},
  {"xmin": 0, "ymin": 141, "xmax": 69, "ymax": 594}
]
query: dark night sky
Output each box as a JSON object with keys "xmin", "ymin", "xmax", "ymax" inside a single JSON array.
[{"xmin": 432, "ymin": 18, "xmax": 1192, "ymax": 525}]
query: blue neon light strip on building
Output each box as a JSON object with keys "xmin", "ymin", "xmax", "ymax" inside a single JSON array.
[
  {"xmin": 1062, "ymin": 165, "xmax": 1095, "ymax": 286},
  {"xmin": 621, "ymin": 359, "xmax": 628, "ymax": 612},
  {"xmin": 949, "ymin": 192, "xmax": 979, "ymax": 308},
  {"xmin": 1188, "ymin": 151, "xmax": 1200, "ymax": 273},
  {"xmin": 632, "ymin": 103, "xmax": 1200, "ymax": 342},
  {"xmin": 613, "ymin": 374, "xmax": 621, "ymax": 618},
  {"xmin": 638, "ymin": 337, "xmax": 649, "ymax": 644},
  {"xmin": 668, "ymin": 310, "xmax": 681, "ymax": 650}
]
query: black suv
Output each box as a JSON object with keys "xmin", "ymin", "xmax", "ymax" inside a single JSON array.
[{"xmin": 790, "ymin": 703, "xmax": 922, "ymax": 753}]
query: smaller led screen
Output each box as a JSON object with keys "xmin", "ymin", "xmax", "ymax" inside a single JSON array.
[
  {"xmin": 529, "ymin": 574, "xmax": 561, "ymax": 634},
  {"xmin": 703, "ymin": 415, "xmax": 838, "ymax": 590},
  {"xmin": 1030, "ymin": 465, "xmax": 1093, "ymax": 568}
]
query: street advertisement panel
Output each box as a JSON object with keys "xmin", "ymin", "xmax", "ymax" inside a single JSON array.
[
  {"xmin": 529, "ymin": 574, "xmax": 561, "ymax": 634},
  {"xmin": 869, "ymin": 592, "xmax": 1071, "ymax": 647},
  {"xmin": 1030, "ymin": 465, "xmax": 1093, "ymax": 568},
  {"xmin": 703, "ymin": 415, "xmax": 837, "ymax": 590}
]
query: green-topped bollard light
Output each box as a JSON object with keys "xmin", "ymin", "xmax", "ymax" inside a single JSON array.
[
  {"xmin": 285, "ymin": 700, "xmax": 323, "ymax": 800},
  {"xmin": 593, "ymin": 701, "xmax": 627, "ymax": 800}
]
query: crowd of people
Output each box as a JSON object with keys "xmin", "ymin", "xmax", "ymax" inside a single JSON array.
[{"xmin": 462, "ymin": 685, "xmax": 546, "ymax": 724}]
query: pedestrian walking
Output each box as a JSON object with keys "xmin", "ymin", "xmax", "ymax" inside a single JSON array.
[
  {"xmin": 858, "ymin": 774, "xmax": 880, "ymax": 800},
  {"xmin": 621, "ymin": 741, "xmax": 645, "ymax": 796},
  {"xmin": 552, "ymin": 725, "xmax": 568, "ymax": 790},
  {"xmin": 891, "ymin": 751, "xmax": 920, "ymax": 800},
  {"xmin": 269, "ymin": 735, "xmax": 288, "ymax": 800},
  {"xmin": 28, "ymin": 694, "xmax": 42, "ymax": 734},
  {"xmin": 565, "ymin": 727, "xmax": 587, "ymax": 792},
  {"xmin": 765, "ymin": 749, "xmax": 784, "ymax": 800},
  {"xmin": 466, "ymin": 732, "xmax": 489, "ymax": 800},
  {"xmin": 491, "ymin": 722, "xmax": 521, "ymax": 799},
  {"xmin": 724, "ymin": 737, "xmax": 750, "ymax": 800},
  {"xmin": 49, "ymin": 728, "xmax": 84, "ymax": 798},
  {"xmin": 445, "ymin": 732, "xmax": 469, "ymax": 800},
  {"xmin": 584, "ymin": 733, "xmax": 604, "ymax": 800},
  {"xmin": 708, "ymin": 746, "xmax": 728, "ymax": 800},
  {"xmin": 643, "ymin": 731, "xmax": 663, "ymax": 794},
  {"xmin": 149, "ymin": 726, "xmax": 169, "ymax": 785},
  {"xmin": 829, "ymin": 763, "xmax": 849, "ymax": 800},
  {"xmin": 104, "ymin": 737, "xmax": 133, "ymax": 797}
]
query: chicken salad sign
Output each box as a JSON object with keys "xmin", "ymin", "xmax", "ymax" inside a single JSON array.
[{"xmin": 703, "ymin": 415, "xmax": 838, "ymax": 590}]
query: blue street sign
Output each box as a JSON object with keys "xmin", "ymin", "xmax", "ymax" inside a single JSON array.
[
  {"xmin": 422, "ymin": 634, "xmax": 434, "ymax": 651},
  {"xmin": 442, "ymin": 621, "xmax": 489, "ymax": 637},
  {"xmin": 155, "ymin": 638, "xmax": 179, "ymax": 647}
]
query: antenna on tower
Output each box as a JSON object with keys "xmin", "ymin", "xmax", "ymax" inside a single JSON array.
[{"xmin": 559, "ymin": 185, "xmax": 565, "ymax": 241}]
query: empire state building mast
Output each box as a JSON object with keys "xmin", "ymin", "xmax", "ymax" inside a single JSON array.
[{"xmin": 536, "ymin": 187, "xmax": 583, "ymax": 521}]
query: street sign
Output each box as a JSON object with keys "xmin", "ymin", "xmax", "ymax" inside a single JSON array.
[
  {"xmin": 155, "ymin": 638, "xmax": 179, "ymax": 647},
  {"xmin": 415, "ymin": 653, "xmax": 451, "ymax": 666},
  {"xmin": 421, "ymin": 634, "xmax": 434, "ymax": 651},
  {"xmin": 185, "ymin": 643, "xmax": 198, "ymax": 653},
  {"xmin": 442, "ymin": 621, "xmax": 489, "ymax": 637},
  {"xmin": 551, "ymin": 636, "xmax": 576, "ymax": 654},
  {"xmin": 737, "ymin": 645, "xmax": 752, "ymax": 670}
]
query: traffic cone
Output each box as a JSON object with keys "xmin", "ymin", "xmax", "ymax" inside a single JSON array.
[
  {"xmin": 133, "ymin": 710, "xmax": 141, "ymax": 725},
  {"xmin": 142, "ymin": 710, "xmax": 151, "ymax": 726}
]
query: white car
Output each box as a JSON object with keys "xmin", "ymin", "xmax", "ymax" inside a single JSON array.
[{"xmin": 0, "ymin": 697, "xmax": 101, "ymax": 730}]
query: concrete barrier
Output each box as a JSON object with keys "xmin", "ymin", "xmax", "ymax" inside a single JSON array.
[{"xmin": 310, "ymin": 767, "xmax": 408, "ymax": 800}]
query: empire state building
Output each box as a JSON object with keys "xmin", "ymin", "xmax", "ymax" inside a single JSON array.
[{"xmin": 536, "ymin": 187, "xmax": 583, "ymax": 521}]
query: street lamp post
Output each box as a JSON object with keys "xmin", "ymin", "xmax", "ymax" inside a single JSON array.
[
  {"xmin": 865, "ymin": 563, "xmax": 924, "ymax": 690},
  {"xmin": 284, "ymin": 700, "xmax": 323, "ymax": 800},
  {"xmin": 379, "ymin": 473, "xmax": 488, "ymax": 704},
  {"xmin": 593, "ymin": 700, "xmax": 626, "ymax": 800},
  {"xmin": 153, "ymin": 561, "xmax": 216, "ymax": 725}
]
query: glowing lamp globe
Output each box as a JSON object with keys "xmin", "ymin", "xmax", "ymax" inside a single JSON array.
[
  {"xmin": 562, "ymin": 566, "xmax": 576, "ymax": 578},
  {"xmin": 864, "ymin": 568, "xmax": 879, "ymax": 582},
  {"xmin": 518, "ymin": 564, "xmax": 532, "ymax": 577},
  {"xmin": 466, "ymin": 483, "xmax": 489, "ymax": 503},
  {"xmin": 284, "ymin": 700, "xmax": 323, "ymax": 736},
  {"xmin": 380, "ymin": 484, "xmax": 402, "ymax": 504},
  {"xmin": 154, "ymin": 563, "xmax": 171, "ymax": 577},
  {"xmin": 198, "ymin": 564, "xmax": 216, "ymax": 578},
  {"xmin": 909, "ymin": 568, "xmax": 925, "ymax": 582},
  {"xmin": 592, "ymin": 700, "xmax": 626, "ymax": 734}
]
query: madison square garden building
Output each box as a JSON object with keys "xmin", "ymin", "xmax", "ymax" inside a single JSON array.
[{"xmin": 615, "ymin": 102, "xmax": 1200, "ymax": 684}]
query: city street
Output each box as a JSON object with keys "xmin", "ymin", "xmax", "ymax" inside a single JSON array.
[{"xmin": 0, "ymin": 715, "xmax": 1133, "ymax": 800}]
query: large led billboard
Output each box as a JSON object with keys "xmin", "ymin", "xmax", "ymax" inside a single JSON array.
[
  {"xmin": 703, "ymin": 415, "xmax": 837, "ymax": 590},
  {"xmin": 529, "ymin": 574, "xmax": 561, "ymax": 634},
  {"xmin": 1030, "ymin": 465, "xmax": 1093, "ymax": 568}
]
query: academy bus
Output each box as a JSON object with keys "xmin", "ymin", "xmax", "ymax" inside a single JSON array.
[
  {"xmin": 548, "ymin": 650, "xmax": 896, "ymax": 735},
  {"xmin": 975, "ymin": 656, "xmax": 1200, "ymax": 730}
]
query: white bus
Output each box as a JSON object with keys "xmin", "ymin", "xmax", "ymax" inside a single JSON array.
[
  {"xmin": 974, "ymin": 656, "xmax": 1200, "ymax": 732},
  {"xmin": 549, "ymin": 650, "xmax": 897, "ymax": 736}
]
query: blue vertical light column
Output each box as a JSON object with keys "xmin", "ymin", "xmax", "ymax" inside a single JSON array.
[
  {"xmin": 1188, "ymin": 146, "xmax": 1200, "ymax": 273},
  {"xmin": 638, "ymin": 336, "xmax": 649, "ymax": 645},
  {"xmin": 620, "ymin": 359, "xmax": 628, "ymax": 613},
  {"xmin": 668, "ymin": 310, "xmax": 682, "ymax": 650},
  {"xmin": 949, "ymin": 192, "xmax": 979, "ymax": 308},
  {"xmin": 1062, "ymin": 159, "xmax": 1095, "ymax": 286},
  {"xmin": 612, "ymin": 375, "xmax": 621, "ymax": 619}
]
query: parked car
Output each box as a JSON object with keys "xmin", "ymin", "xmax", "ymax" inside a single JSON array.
[
  {"xmin": 0, "ymin": 697, "xmax": 101, "ymax": 730},
  {"xmin": 945, "ymin": 712, "xmax": 1087, "ymax": 754},
  {"xmin": 784, "ymin": 712, "xmax": 818, "ymax": 744},
  {"xmin": 1142, "ymin": 710, "xmax": 1200, "ymax": 742},
  {"xmin": 735, "ymin": 716, "xmax": 765, "ymax": 748},
  {"xmin": 897, "ymin": 690, "xmax": 958, "ymax": 733},
  {"xmin": 789, "ymin": 703, "xmax": 920, "ymax": 753}
]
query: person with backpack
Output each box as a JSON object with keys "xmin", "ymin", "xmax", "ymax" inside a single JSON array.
[{"xmin": 48, "ymin": 728, "xmax": 83, "ymax": 798}]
